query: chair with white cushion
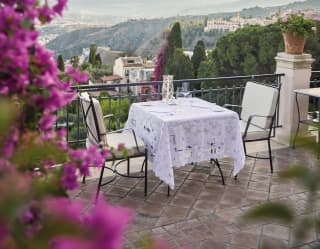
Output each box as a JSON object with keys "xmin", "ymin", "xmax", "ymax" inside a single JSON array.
[
  {"xmin": 79, "ymin": 92, "xmax": 148, "ymax": 198},
  {"xmin": 225, "ymin": 81, "xmax": 280, "ymax": 173}
]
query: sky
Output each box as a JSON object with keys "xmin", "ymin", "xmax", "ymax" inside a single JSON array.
[{"xmin": 65, "ymin": 0, "xmax": 305, "ymax": 18}]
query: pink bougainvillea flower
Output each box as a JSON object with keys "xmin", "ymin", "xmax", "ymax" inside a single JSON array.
[
  {"xmin": 39, "ymin": 113, "xmax": 57, "ymax": 131},
  {"xmin": 66, "ymin": 66, "xmax": 89, "ymax": 83},
  {"xmin": 61, "ymin": 163, "xmax": 78, "ymax": 190},
  {"xmin": 117, "ymin": 143, "xmax": 126, "ymax": 151}
]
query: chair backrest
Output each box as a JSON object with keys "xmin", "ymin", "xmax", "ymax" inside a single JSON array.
[
  {"xmin": 79, "ymin": 92, "xmax": 107, "ymax": 148},
  {"xmin": 240, "ymin": 81, "xmax": 279, "ymax": 129}
]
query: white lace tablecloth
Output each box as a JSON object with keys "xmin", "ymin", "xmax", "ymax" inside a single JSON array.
[{"xmin": 125, "ymin": 98, "xmax": 245, "ymax": 189}]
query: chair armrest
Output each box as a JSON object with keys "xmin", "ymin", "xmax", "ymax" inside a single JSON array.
[
  {"xmin": 223, "ymin": 104, "xmax": 242, "ymax": 109},
  {"xmin": 243, "ymin": 114, "xmax": 273, "ymax": 137},
  {"xmin": 104, "ymin": 114, "xmax": 114, "ymax": 119}
]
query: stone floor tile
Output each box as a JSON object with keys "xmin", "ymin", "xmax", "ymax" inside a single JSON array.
[
  {"xmin": 231, "ymin": 231, "xmax": 260, "ymax": 248},
  {"xmin": 72, "ymin": 147, "xmax": 319, "ymax": 249},
  {"xmin": 147, "ymin": 192, "xmax": 172, "ymax": 204},
  {"xmin": 262, "ymin": 224, "xmax": 290, "ymax": 240},
  {"xmin": 199, "ymin": 240, "xmax": 227, "ymax": 249},
  {"xmin": 187, "ymin": 172, "xmax": 209, "ymax": 182},
  {"xmin": 248, "ymin": 181, "xmax": 270, "ymax": 192},
  {"xmin": 138, "ymin": 202, "xmax": 165, "ymax": 218},
  {"xmin": 117, "ymin": 197, "xmax": 144, "ymax": 209},
  {"xmin": 170, "ymin": 194, "xmax": 196, "ymax": 208},
  {"xmin": 259, "ymin": 235, "xmax": 288, "ymax": 249},
  {"xmin": 135, "ymin": 180, "xmax": 160, "ymax": 192},
  {"xmin": 115, "ymin": 177, "xmax": 140, "ymax": 188},
  {"xmin": 127, "ymin": 188, "xmax": 148, "ymax": 200},
  {"xmin": 107, "ymin": 186, "xmax": 131, "ymax": 197}
]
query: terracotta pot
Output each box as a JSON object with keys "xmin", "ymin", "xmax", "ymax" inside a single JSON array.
[{"xmin": 283, "ymin": 32, "xmax": 306, "ymax": 54}]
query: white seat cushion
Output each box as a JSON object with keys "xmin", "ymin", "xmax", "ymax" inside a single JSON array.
[{"xmin": 107, "ymin": 130, "xmax": 145, "ymax": 159}]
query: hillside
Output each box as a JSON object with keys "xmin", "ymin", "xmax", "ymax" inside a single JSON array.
[
  {"xmin": 47, "ymin": 0, "xmax": 320, "ymax": 60},
  {"xmin": 47, "ymin": 18, "xmax": 174, "ymax": 59}
]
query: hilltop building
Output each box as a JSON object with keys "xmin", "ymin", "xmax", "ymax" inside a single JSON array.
[{"xmin": 204, "ymin": 13, "xmax": 277, "ymax": 32}]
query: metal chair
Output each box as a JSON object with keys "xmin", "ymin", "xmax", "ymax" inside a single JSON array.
[
  {"xmin": 225, "ymin": 81, "xmax": 280, "ymax": 173},
  {"xmin": 79, "ymin": 92, "xmax": 148, "ymax": 198}
]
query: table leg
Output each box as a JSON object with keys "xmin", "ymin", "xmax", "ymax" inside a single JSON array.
[{"xmin": 293, "ymin": 92, "xmax": 301, "ymax": 148}]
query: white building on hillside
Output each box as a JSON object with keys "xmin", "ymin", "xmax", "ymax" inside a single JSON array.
[
  {"xmin": 113, "ymin": 56, "xmax": 144, "ymax": 83},
  {"xmin": 113, "ymin": 56, "xmax": 156, "ymax": 96},
  {"xmin": 204, "ymin": 13, "xmax": 278, "ymax": 33}
]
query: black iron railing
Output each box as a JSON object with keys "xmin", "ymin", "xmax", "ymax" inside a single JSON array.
[
  {"xmin": 309, "ymin": 71, "xmax": 320, "ymax": 115},
  {"xmin": 57, "ymin": 73, "xmax": 284, "ymax": 147}
]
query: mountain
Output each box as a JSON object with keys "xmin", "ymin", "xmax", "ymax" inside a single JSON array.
[
  {"xmin": 66, "ymin": 0, "xmax": 304, "ymax": 18},
  {"xmin": 47, "ymin": 18, "xmax": 174, "ymax": 59},
  {"xmin": 47, "ymin": 0, "xmax": 320, "ymax": 59}
]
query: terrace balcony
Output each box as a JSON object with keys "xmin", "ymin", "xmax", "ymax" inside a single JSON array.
[{"xmin": 62, "ymin": 62, "xmax": 320, "ymax": 248}]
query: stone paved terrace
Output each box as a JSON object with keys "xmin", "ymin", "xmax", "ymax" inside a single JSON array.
[{"xmin": 70, "ymin": 147, "xmax": 320, "ymax": 249}]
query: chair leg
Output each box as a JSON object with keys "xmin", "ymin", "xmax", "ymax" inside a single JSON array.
[
  {"xmin": 96, "ymin": 165, "xmax": 106, "ymax": 201},
  {"xmin": 127, "ymin": 158, "xmax": 130, "ymax": 176},
  {"xmin": 292, "ymin": 120, "xmax": 300, "ymax": 149},
  {"xmin": 167, "ymin": 186, "xmax": 170, "ymax": 196},
  {"xmin": 267, "ymin": 139, "xmax": 273, "ymax": 174},
  {"xmin": 144, "ymin": 152, "xmax": 148, "ymax": 196},
  {"xmin": 243, "ymin": 140, "xmax": 247, "ymax": 156},
  {"xmin": 82, "ymin": 175, "xmax": 86, "ymax": 184}
]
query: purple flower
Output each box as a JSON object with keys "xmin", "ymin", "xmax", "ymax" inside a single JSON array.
[
  {"xmin": 61, "ymin": 163, "xmax": 78, "ymax": 190},
  {"xmin": 0, "ymin": 223, "xmax": 8, "ymax": 247},
  {"xmin": 117, "ymin": 143, "xmax": 126, "ymax": 150},
  {"xmin": 39, "ymin": 113, "xmax": 57, "ymax": 131},
  {"xmin": 84, "ymin": 199, "xmax": 132, "ymax": 249},
  {"xmin": 66, "ymin": 66, "xmax": 89, "ymax": 83},
  {"xmin": 53, "ymin": 0, "xmax": 68, "ymax": 16}
]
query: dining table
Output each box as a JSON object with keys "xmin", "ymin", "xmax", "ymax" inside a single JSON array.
[{"xmin": 125, "ymin": 97, "xmax": 245, "ymax": 189}]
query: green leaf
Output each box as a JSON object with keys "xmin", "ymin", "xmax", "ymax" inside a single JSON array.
[
  {"xmin": 243, "ymin": 202, "xmax": 294, "ymax": 224},
  {"xmin": 279, "ymin": 165, "xmax": 319, "ymax": 193},
  {"xmin": 12, "ymin": 136, "xmax": 67, "ymax": 171},
  {"xmin": 0, "ymin": 99, "xmax": 19, "ymax": 145}
]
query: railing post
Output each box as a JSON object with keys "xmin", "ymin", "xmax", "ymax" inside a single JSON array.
[{"xmin": 275, "ymin": 52, "xmax": 314, "ymax": 145}]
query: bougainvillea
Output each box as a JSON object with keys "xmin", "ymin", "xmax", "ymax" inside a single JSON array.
[{"xmin": 0, "ymin": 0, "xmax": 132, "ymax": 248}]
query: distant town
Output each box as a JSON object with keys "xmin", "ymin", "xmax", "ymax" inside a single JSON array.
[{"xmin": 204, "ymin": 9, "xmax": 320, "ymax": 32}]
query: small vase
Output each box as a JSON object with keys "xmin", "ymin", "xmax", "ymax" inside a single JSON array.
[
  {"xmin": 283, "ymin": 32, "xmax": 306, "ymax": 55},
  {"xmin": 162, "ymin": 75, "xmax": 174, "ymax": 103}
]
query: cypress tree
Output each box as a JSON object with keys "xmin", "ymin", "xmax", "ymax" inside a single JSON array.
[
  {"xmin": 167, "ymin": 22, "xmax": 182, "ymax": 57},
  {"xmin": 95, "ymin": 53, "xmax": 102, "ymax": 68},
  {"xmin": 191, "ymin": 40, "xmax": 206, "ymax": 77},
  {"xmin": 57, "ymin": 54, "xmax": 65, "ymax": 71},
  {"xmin": 88, "ymin": 44, "xmax": 97, "ymax": 65},
  {"xmin": 166, "ymin": 48, "xmax": 194, "ymax": 80}
]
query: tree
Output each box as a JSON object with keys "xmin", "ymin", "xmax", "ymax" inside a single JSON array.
[
  {"xmin": 70, "ymin": 55, "xmax": 80, "ymax": 67},
  {"xmin": 154, "ymin": 23, "xmax": 183, "ymax": 81},
  {"xmin": 166, "ymin": 48, "xmax": 194, "ymax": 80},
  {"xmin": 167, "ymin": 22, "xmax": 182, "ymax": 56},
  {"xmin": 191, "ymin": 40, "xmax": 206, "ymax": 77},
  {"xmin": 305, "ymin": 20, "xmax": 320, "ymax": 70},
  {"xmin": 88, "ymin": 43, "xmax": 97, "ymax": 65},
  {"xmin": 212, "ymin": 24, "xmax": 283, "ymax": 76},
  {"xmin": 95, "ymin": 53, "xmax": 102, "ymax": 68},
  {"xmin": 154, "ymin": 46, "xmax": 166, "ymax": 81},
  {"xmin": 57, "ymin": 54, "xmax": 65, "ymax": 71}
]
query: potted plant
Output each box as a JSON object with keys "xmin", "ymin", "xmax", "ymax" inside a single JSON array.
[{"xmin": 278, "ymin": 12, "xmax": 316, "ymax": 54}]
